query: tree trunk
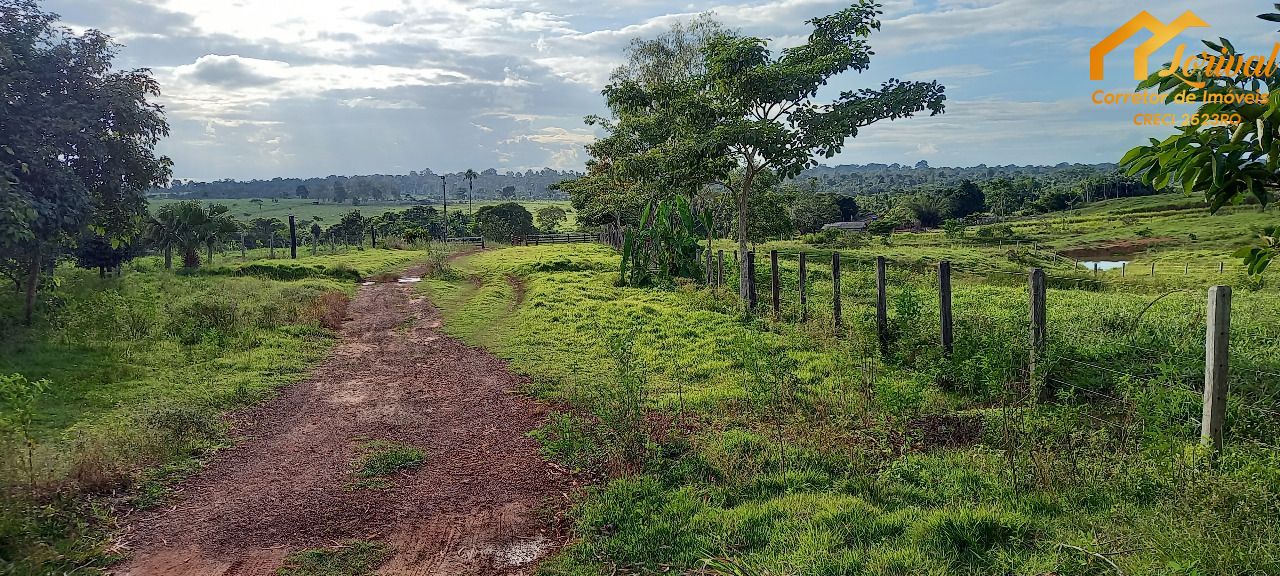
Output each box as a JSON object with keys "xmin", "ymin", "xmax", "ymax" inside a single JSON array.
[
  {"xmin": 23, "ymin": 248, "xmax": 40, "ymax": 326},
  {"xmin": 208, "ymin": 243, "xmax": 214, "ymax": 265},
  {"xmin": 737, "ymin": 169, "xmax": 755, "ymax": 303},
  {"xmin": 164, "ymin": 245, "xmax": 173, "ymax": 269},
  {"xmin": 240, "ymin": 234, "xmax": 246, "ymax": 258},
  {"xmin": 269, "ymin": 235, "xmax": 276, "ymax": 259}
]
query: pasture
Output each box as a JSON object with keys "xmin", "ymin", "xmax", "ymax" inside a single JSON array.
[{"xmin": 420, "ymin": 235, "xmax": 1279, "ymax": 575}]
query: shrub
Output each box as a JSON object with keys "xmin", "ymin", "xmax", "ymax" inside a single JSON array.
[{"xmin": 305, "ymin": 291, "xmax": 350, "ymax": 331}]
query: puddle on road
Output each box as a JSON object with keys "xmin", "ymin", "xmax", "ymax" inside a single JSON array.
[
  {"xmin": 469, "ymin": 536, "xmax": 549, "ymax": 567},
  {"xmin": 361, "ymin": 281, "xmax": 375, "ymax": 286},
  {"xmin": 398, "ymin": 277, "xmax": 422, "ymax": 283}
]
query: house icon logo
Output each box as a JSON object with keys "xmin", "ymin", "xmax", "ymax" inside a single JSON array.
[{"xmin": 1090, "ymin": 10, "xmax": 1208, "ymax": 81}]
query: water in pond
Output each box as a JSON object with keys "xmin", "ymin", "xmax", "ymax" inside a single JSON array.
[{"xmin": 1078, "ymin": 260, "xmax": 1128, "ymax": 271}]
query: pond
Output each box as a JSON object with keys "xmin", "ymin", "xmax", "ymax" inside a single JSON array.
[{"xmin": 1077, "ymin": 260, "xmax": 1129, "ymax": 271}]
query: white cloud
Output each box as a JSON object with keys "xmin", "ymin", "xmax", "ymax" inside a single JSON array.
[
  {"xmin": 47, "ymin": 0, "xmax": 1265, "ymax": 179},
  {"xmin": 906, "ymin": 64, "xmax": 993, "ymax": 79}
]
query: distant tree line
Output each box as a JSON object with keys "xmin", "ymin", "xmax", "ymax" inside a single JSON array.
[
  {"xmin": 110, "ymin": 201, "xmax": 560, "ymax": 274},
  {"xmin": 803, "ymin": 162, "xmax": 1157, "ymax": 217},
  {"xmin": 158, "ymin": 168, "xmax": 583, "ymax": 204}
]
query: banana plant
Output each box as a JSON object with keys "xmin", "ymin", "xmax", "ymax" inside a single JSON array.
[{"xmin": 619, "ymin": 195, "xmax": 706, "ymax": 287}]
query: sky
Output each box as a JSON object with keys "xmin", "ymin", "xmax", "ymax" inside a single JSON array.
[{"xmin": 46, "ymin": 0, "xmax": 1279, "ymax": 181}]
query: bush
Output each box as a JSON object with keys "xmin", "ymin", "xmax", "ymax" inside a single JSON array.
[{"xmin": 475, "ymin": 203, "xmax": 535, "ymax": 242}]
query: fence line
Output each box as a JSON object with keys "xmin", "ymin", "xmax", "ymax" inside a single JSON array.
[{"xmin": 706, "ymin": 247, "xmax": 1274, "ymax": 459}]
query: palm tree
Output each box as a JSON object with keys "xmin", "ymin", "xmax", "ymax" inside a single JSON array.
[
  {"xmin": 199, "ymin": 204, "xmax": 239, "ymax": 265},
  {"xmin": 463, "ymin": 169, "xmax": 478, "ymax": 218},
  {"xmin": 168, "ymin": 201, "xmax": 238, "ymax": 269},
  {"xmin": 147, "ymin": 204, "xmax": 182, "ymax": 270}
]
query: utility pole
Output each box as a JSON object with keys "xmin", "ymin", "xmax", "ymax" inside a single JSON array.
[{"xmin": 440, "ymin": 175, "xmax": 448, "ymax": 243}]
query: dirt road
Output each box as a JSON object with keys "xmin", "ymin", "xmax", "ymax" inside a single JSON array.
[{"xmin": 114, "ymin": 266, "xmax": 571, "ymax": 575}]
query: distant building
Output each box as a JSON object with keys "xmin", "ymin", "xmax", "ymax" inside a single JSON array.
[{"xmin": 821, "ymin": 214, "xmax": 878, "ymax": 232}]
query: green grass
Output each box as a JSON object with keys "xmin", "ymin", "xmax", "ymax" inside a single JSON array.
[
  {"xmin": 200, "ymin": 247, "xmax": 429, "ymax": 281},
  {"xmin": 755, "ymin": 192, "xmax": 1277, "ymax": 288},
  {"xmin": 421, "ymin": 242, "xmax": 1280, "ymax": 576},
  {"xmin": 276, "ymin": 540, "xmax": 392, "ymax": 576},
  {"xmin": 352, "ymin": 440, "xmax": 424, "ymax": 478}
]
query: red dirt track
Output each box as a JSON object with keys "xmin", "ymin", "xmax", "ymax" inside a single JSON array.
[{"xmin": 113, "ymin": 265, "xmax": 571, "ymax": 575}]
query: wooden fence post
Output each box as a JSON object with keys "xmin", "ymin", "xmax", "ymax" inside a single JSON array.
[
  {"xmin": 770, "ymin": 250, "xmax": 780, "ymax": 315},
  {"xmin": 939, "ymin": 260, "xmax": 953, "ymax": 356},
  {"xmin": 288, "ymin": 215, "xmax": 297, "ymax": 259},
  {"xmin": 876, "ymin": 256, "xmax": 888, "ymax": 351},
  {"xmin": 1121, "ymin": 262, "xmax": 1126, "ymax": 277},
  {"xmin": 832, "ymin": 252, "xmax": 842, "ymax": 329},
  {"xmin": 1218, "ymin": 262, "xmax": 1224, "ymax": 274},
  {"xmin": 706, "ymin": 246, "xmax": 714, "ymax": 286},
  {"xmin": 1184, "ymin": 263, "xmax": 1189, "ymax": 275},
  {"xmin": 799, "ymin": 252, "xmax": 808, "ymax": 322},
  {"xmin": 1029, "ymin": 268, "xmax": 1046, "ymax": 393},
  {"xmin": 1202, "ymin": 285, "xmax": 1231, "ymax": 459},
  {"xmin": 716, "ymin": 250, "xmax": 725, "ymax": 288},
  {"xmin": 1093, "ymin": 261, "xmax": 1098, "ymax": 277},
  {"xmin": 747, "ymin": 251, "xmax": 758, "ymax": 310},
  {"xmin": 1151, "ymin": 262, "xmax": 1156, "ymax": 276}
]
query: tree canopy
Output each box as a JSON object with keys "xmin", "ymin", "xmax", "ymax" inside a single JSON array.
[
  {"xmin": 1, "ymin": 0, "xmax": 171, "ymax": 321},
  {"xmin": 562, "ymin": 1, "xmax": 946, "ymax": 303}
]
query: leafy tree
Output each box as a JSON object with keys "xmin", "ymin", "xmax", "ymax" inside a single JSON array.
[
  {"xmin": 74, "ymin": 234, "xmax": 137, "ymax": 277},
  {"xmin": 500, "ymin": 185, "xmax": 517, "ymax": 200},
  {"xmin": 296, "ymin": 185, "xmax": 310, "ymax": 199},
  {"xmin": 446, "ymin": 211, "xmax": 471, "ymax": 238},
  {"xmin": 742, "ymin": 184, "xmax": 794, "ymax": 243},
  {"xmin": 1120, "ymin": 7, "xmax": 1280, "ymax": 274},
  {"xmin": 246, "ymin": 217, "xmax": 287, "ymax": 249},
  {"xmin": 1, "ymin": 0, "xmax": 171, "ymax": 322},
  {"xmin": 942, "ymin": 219, "xmax": 967, "ymax": 240},
  {"xmin": 561, "ymin": 14, "xmax": 733, "ymax": 231},
  {"xmin": 536, "ymin": 206, "xmax": 568, "ymax": 232},
  {"xmin": 475, "ymin": 203, "xmax": 534, "ymax": 242},
  {"xmin": 907, "ymin": 194, "xmax": 945, "ymax": 228},
  {"xmin": 332, "ymin": 180, "xmax": 348, "ymax": 204},
  {"xmin": 335, "ymin": 210, "xmax": 366, "ymax": 245},
  {"xmin": 790, "ymin": 187, "xmax": 842, "ymax": 234},
  {"xmin": 943, "ymin": 180, "xmax": 984, "ymax": 219},
  {"xmin": 699, "ymin": 1, "xmax": 945, "ymax": 301},
  {"xmin": 832, "ymin": 194, "xmax": 859, "ymax": 221},
  {"xmin": 875, "ymin": 203, "xmax": 917, "ymax": 233}
]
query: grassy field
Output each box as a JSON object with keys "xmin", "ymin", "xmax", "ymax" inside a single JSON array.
[
  {"xmin": 0, "ymin": 247, "xmax": 428, "ymax": 573},
  {"xmin": 421, "ymin": 242, "xmax": 1279, "ymax": 576},
  {"xmin": 742, "ymin": 192, "xmax": 1278, "ymax": 287},
  {"xmin": 150, "ymin": 197, "xmax": 578, "ymax": 228}
]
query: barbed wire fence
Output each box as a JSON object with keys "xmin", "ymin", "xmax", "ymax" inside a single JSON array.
[{"xmin": 698, "ymin": 246, "xmax": 1279, "ymax": 466}]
